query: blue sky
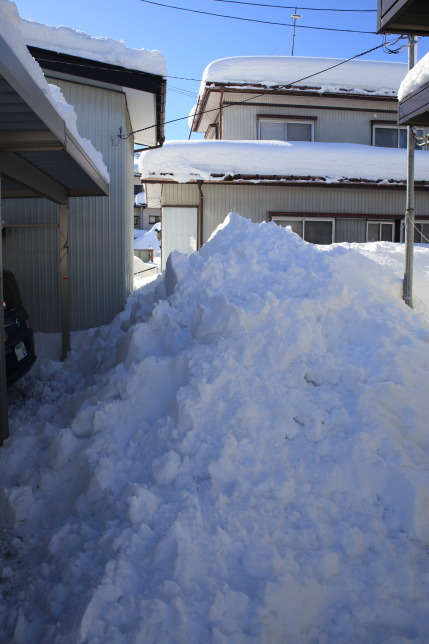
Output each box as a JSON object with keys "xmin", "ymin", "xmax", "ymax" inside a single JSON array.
[{"xmin": 13, "ymin": 0, "xmax": 429, "ymax": 141}]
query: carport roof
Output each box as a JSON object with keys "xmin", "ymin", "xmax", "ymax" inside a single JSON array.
[{"xmin": 0, "ymin": 25, "xmax": 109, "ymax": 203}]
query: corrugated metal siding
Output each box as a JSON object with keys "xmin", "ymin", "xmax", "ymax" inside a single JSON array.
[
  {"xmin": 2, "ymin": 198, "xmax": 60, "ymax": 331},
  {"xmin": 48, "ymin": 78, "xmax": 133, "ymax": 330},
  {"xmin": 220, "ymin": 92, "xmax": 399, "ymax": 144},
  {"xmin": 335, "ymin": 218, "xmax": 367, "ymax": 243},
  {"xmin": 181, "ymin": 183, "xmax": 428, "ymax": 243}
]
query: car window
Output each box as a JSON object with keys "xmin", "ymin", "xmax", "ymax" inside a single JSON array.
[{"xmin": 3, "ymin": 271, "xmax": 23, "ymax": 313}]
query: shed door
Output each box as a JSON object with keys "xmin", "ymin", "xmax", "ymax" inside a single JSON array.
[{"xmin": 162, "ymin": 207, "xmax": 198, "ymax": 270}]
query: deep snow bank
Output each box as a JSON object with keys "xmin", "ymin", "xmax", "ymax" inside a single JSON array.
[{"xmin": 1, "ymin": 214, "xmax": 429, "ymax": 643}]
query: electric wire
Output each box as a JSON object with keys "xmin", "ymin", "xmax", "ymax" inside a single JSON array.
[
  {"xmin": 138, "ymin": 0, "xmax": 376, "ymax": 34},
  {"xmin": 213, "ymin": 1, "xmax": 376, "ymax": 12}
]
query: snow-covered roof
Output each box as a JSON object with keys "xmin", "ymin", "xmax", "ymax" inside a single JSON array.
[
  {"xmin": 21, "ymin": 19, "xmax": 167, "ymax": 77},
  {"xmin": 139, "ymin": 140, "xmax": 429, "ymax": 185},
  {"xmin": 199, "ymin": 56, "xmax": 407, "ymax": 97},
  {"xmin": 21, "ymin": 18, "xmax": 167, "ymax": 147},
  {"xmin": 398, "ymin": 52, "xmax": 429, "ymax": 101}
]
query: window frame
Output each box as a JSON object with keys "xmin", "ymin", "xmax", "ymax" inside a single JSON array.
[
  {"xmin": 372, "ymin": 123, "xmax": 425, "ymax": 149},
  {"xmin": 258, "ymin": 116, "xmax": 315, "ymax": 142},
  {"xmin": 271, "ymin": 215, "xmax": 335, "ymax": 244},
  {"xmin": 366, "ymin": 220, "xmax": 394, "ymax": 242}
]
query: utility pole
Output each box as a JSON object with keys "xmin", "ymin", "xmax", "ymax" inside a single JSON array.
[
  {"xmin": 403, "ymin": 35, "xmax": 418, "ymax": 308},
  {"xmin": 291, "ymin": 8, "xmax": 302, "ymax": 57}
]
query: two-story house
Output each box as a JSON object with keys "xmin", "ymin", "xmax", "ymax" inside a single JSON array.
[{"xmin": 140, "ymin": 55, "xmax": 429, "ymax": 268}]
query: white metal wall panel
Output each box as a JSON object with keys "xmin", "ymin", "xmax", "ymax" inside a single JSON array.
[
  {"xmin": 220, "ymin": 92, "xmax": 400, "ymax": 145},
  {"xmin": 48, "ymin": 78, "xmax": 133, "ymax": 331},
  {"xmin": 2, "ymin": 198, "xmax": 60, "ymax": 331},
  {"xmin": 162, "ymin": 207, "xmax": 198, "ymax": 270},
  {"xmin": 165, "ymin": 183, "xmax": 429, "ymax": 244}
]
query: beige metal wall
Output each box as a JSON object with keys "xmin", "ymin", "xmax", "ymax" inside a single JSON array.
[
  {"xmin": 2, "ymin": 79, "xmax": 135, "ymax": 333},
  {"xmin": 219, "ymin": 92, "xmax": 400, "ymax": 144},
  {"xmin": 47, "ymin": 78, "xmax": 134, "ymax": 331},
  {"xmin": 161, "ymin": 182, "xmax": 429, "ymax": 245},
  {"xmin": 2, "ymin": 198, "xmax": 60, "ymax": 331}
]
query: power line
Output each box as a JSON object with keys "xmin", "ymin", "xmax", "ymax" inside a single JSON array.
[
  {"xmin": 139, "ymin": 0, "xmax": 376, "ymax": 34},
  {"xmin": 127, "ymin": 38, "xmax": 400, "ymax": 141},
  {"xmin": 213, "ymin": 1, "xmax": 376, "ymax": 12}
]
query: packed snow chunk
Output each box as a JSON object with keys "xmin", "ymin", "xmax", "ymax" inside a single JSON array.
[{"xmin": 0, "ymin": 486, "xmax": 34, "ymax": 529}]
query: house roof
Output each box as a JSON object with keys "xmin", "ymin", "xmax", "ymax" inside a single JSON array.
[
  {"xmin": 21, "ymin": 19, "xmax": 167, "ymax": 148},
  {"xmin": 0, "ymin": 3, "xmax": 108, "ymax": 202},
  {"xmin": 190, "ymin": 56, "xmax": 407, "ymax": 133},
  {"xmin": 139, "ymin": 140, "xmax": 429, "ymax": 187}
]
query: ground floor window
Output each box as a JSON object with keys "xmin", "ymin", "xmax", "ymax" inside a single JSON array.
[
  {"xmin": 133, "ymin": 214, "xmax": 141, "ymax": 228},
  {"xmin": 149, "ymin": 214, "xmax": 161, "ymax": 225},
  {"xmin": 367, "ymin": 221, "xmax": 394, "ymax": 242},
  {"xmin": 272, "ymin": 217, "xmax": 334, "ymax": 244}
]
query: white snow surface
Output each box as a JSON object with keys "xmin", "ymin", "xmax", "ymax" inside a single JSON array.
[
  {"xmin": 1, "ymin": 213, "xmax": 429, "ymax": 643},
  {"xmin": 139, "ymin": 139, "xmax": 429, "ymax": 184},
  {"xmin": 21, "ymin": 17, "xmax": 167, "ymax": 77},
  {"xmin": 0, "ymin": 1, "xmax": 109, "ymax": 183},
  {"xmin": 199, "ymin": 56, "xmax": 407, "ymax": 97},
  {"xmin": 399, "ymin": 52, "xmax": 429, "ymax": 101}
]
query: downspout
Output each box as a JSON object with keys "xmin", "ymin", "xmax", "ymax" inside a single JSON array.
[
  {"xmin": 197, "ymin": 181, "xmax": 204, "ymax": 249},
  {"xmin": 219, "ymin": 89, "xmax": 224, "ymax": 140}
]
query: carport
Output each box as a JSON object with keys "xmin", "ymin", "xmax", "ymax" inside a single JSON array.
[{"xmin": 0, "ymin": 24, "xmax": 109, "ymax": 442}]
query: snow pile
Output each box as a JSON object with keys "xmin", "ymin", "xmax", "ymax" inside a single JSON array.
[
  {"xmin": 399, "ymin": 52, "xmax": 429, "ymax": 101},
  {"xmin": 1, "ymin": 214, "xmax": 429, "ymax": 643},
  {"xmin": 199, "ymin": 56, "xmax": 407, "ymax": 97},
  {"xmin": 139, "ymin": 139, "xmax": 429, "ymax": 184},
  {"xmin": 21, "ymin": 17, "xmax": 167, "ymax": 77},
  {"xmin": 0, "ymin": 0, "xmax": 109, "ymax": 183},
  {"xmin": 134, "ymin": 223, "xmax": 161, "ymax": 251}
]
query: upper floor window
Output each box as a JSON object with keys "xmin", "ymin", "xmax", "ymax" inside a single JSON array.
[
  {"xmin": 372, "ymin": 124, "xmax": 424, "ymax": 149},
  {"xmin": 258, "ymin": 117, "xmax": 314, "ymax": 142}
]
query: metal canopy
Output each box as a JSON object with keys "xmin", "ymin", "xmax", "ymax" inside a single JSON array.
[
  {"xmin": 377, "ymin": 0, "xmax": 429, "ymax": 36},
  {"xmin": 0, "ymin": 26, "xmax": 109, "ymax": 443},
  {"xmin": 0, "ymin": 35, "xmax": 109, "ymax": 203}
]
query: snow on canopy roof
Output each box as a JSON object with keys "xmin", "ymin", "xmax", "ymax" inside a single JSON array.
[
  {"xmin": 0, "ymin": 0, "xmax": 109, "ymax": 183},
  {"xmin": 139, "ymin": 139, "xmax": 429, "ymax": 184},
  {"xmin": 21, "ymin": 18, "xmax": 167, "ymax": 77},
  {"xmin": 199, "ymin": 56, "xmax": 407, "ymax": 97},
  {"xmin": 398, "ymin": 52, "xmax": 429, "ymax": 101}
]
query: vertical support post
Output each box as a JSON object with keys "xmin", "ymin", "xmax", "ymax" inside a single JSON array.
[
  {"xmin": 197, "ymin": 181, "xmax": 204, "ymax": 249},
  {"xmin": 0, "ymin": 175, "xmax": 9, "ymax": 443},
  {"xmin": 59, "ymin": 202, "xmax": 71, "ymax": 361},
  {"xmin": 403, "ymin": 35, "xmax": 417, "ymax": 308}
]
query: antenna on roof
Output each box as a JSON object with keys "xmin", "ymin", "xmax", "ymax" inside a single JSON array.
[{"xmin": 291, "ymin": 8, "xmax": 302, "ymax": 56}]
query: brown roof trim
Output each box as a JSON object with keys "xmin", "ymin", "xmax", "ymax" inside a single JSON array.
[
  {"xmin": 204, "ymin": 83, "xmax": 398, "ymax": 102},
  {"xmin": 144, "ymin": 176, "xmax": 429, "ymax": 190}
]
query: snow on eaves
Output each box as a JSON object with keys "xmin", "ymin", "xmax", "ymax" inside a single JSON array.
[
  {"xmin": 198, "ymin": 56, "xmax": 407, "ymax": 98},
  {"xmin": 21, "ymin": 18, "xmax": 167, "ymax": 77},
  {"xmin": 139, "ymin": 139, "xmax": 429, "ymax": 185},
  {"xmin": 399, "ymin": 52, "xmax": 429, "ymax": 101}
]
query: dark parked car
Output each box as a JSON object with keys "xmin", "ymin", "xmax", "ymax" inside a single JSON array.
[{"xmin": 3, "ymin": 270, "xmax": 36, "ymax": 386}]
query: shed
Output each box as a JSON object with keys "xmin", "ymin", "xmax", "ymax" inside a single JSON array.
[{"xmin": 2, "ymin": 18, "xmax": 166, "ymax": 336}]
